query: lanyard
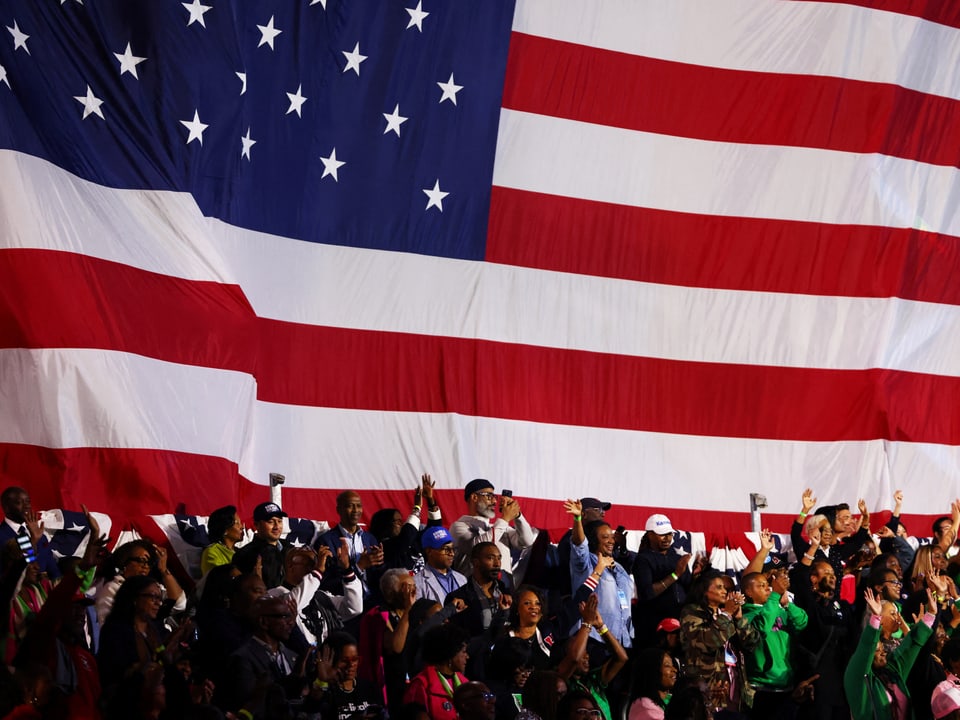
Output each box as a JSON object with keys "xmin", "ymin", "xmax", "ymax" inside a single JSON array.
[{"xmin": 437, "ymin": 670, "xmax": 461, "ymax": 698}]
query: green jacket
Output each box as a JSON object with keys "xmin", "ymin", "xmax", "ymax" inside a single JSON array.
[
  {"xmin": 843, "ymin": 615, "xmax": 933, "ymax": 720},
  {"xmin": 742, "ymin": 593, "xmax": 808, "ymax": 689}
]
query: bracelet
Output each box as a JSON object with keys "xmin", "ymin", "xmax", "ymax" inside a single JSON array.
[
  {"xmin": 598, "ymin": 625, "xmax": 609, "ymax": 635},
  {"xmin": 413, "ymin": 505, "xmax": 422, "ymax": 513},
  {"xmin": 591, "ymin": 571, "xmax": 601, "ymax": 578},
  {"xmin": 238, "ymin": 711, "xmax": 254, "ymax": 720},
  {"xmin": 798, "ymin": 512, "xmax": 808, "ymax": 519},
  {"xmin": 670, "ymin": 572, "xmax": 678, "ymax": 581},
  {"xmin": 803, "ymin": 552, "xmax": 815, "ymax": 560},
  {"xmin": 574, "ymin": 516, "xmax": 582, "ymax": 522},
  {"xmin": 313, "ymin": 680, "xmax": 329, "ymax": 690}
]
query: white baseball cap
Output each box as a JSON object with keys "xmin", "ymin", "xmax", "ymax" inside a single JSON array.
[{"xmin": 645, "ymin": 513, "xmax": 674, "ymax": 534}]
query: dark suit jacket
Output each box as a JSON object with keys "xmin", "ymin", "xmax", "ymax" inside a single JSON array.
[
  {"xmin": 0, "ymin": 522, "xmax": 59, "ymax": 578},
  {"xmin": 216, "ymin": 636, "xmax": 301, "ymax": 717}
]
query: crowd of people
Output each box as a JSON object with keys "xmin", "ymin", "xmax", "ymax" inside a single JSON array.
[{"xmin": 3, "ymin": 478, "xmax": 960, "ymax": 720}]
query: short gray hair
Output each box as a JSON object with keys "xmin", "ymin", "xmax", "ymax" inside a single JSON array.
[{"xmin": 380, "ymin": 567, "xmax": 411, "ymax": 598}]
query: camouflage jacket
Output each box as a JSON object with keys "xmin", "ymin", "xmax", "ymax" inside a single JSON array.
[{"xmin": 679, "ymin": 603, "xmax": 761, "ymax": 707}]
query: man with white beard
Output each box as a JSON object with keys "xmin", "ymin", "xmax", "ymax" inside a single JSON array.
[{"xmin": 450, "ymin": 478, "xmax": 536, "ymax": 583}]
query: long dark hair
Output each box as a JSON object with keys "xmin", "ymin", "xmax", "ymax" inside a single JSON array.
[
  {"xmin": 370, "ymin": 508, "xmax": 401, "ymax": 541},
  {"xmin": 102, "ymin": 575, "xmax": 160, "ymax": 628},
  {"xmin": 687, "ymin": 570, "xmax": 725, "ymax": 608}
]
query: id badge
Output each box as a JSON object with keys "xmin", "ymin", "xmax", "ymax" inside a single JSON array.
[{"xmin": 617, "ymin": 588, "xmax": 629, "ymax": 610}]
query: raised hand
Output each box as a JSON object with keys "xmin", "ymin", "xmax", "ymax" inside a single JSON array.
[
  {"xmin": 450, "ymin": 597, "xmax": 468, "ymax": 613},
  {"xmin": 893, "ymin": 490, "xmax": 903, "ymax": 509},
  {"xmin": 498, "ymin": 591, "xmax": 513, "ymax": 612},
  {"xmin": 724, "ymin": 591, "xmax": 746, "ymax": 617},
  {"xmin": 315, "ymin": 645, "xmax": 339, "ymax": 684},
  {"xmin": 357, "ymin": 544, "xmax": 384, "ymax": 570},
  {"xmin": 500, "ymin": 496, "xmax": 521, "ymax": 523},
  {"xmin": 578, "ymin": 593, "xmax": 600, "ymax": 626},
  {"xmin": 153, "ymin": 544, "xmax": 169, "ymax": 574},
  {"xmin": 864, "ymin": 587, "xmax": 882, "ymax": 617},
  {"xmin": 336, "ymin": 538, "xmax": 351, "ymax": 570},
  {"xmin": 421, "ymin": 474, "xmax": 435, "ymax": 503},
  {"xmin": 801, "ymin": 488, "xmax": 817, "ymax": 514},
  {"xmin": 759, "ymin": 529, "xmax": 775, "ymax": 552},
  {"xmin": 563, "ymin": 499, "xmax": 583, "ymax": 517},
  {"xmin": 23, "ymin": 509, "xmax": 43, "ymax": 546},
  {"xmin": 675, "ymin": 553, "xmax": 692, "ymax": 576},
  {"xmin": 594, "ymin": 554, "xmax": 615, "ymax": 576}
]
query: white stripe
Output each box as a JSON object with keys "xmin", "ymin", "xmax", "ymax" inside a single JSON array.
[
  {"xmin": 251, "ymin": 403, "xmax": 958, "ymax": 516},
  {"xmin": 3, "ymin": 346, "xmax": 957, "ymax": 515},
  {"xmin": 6, "ymin": 152, "xmax": 960, "ymax": 377},
  {"xmin": 0, "ymin": 348, "xmax": 255, "ymax": 462},
  {"xmin": 493, "ymin": 109, "xmax": 960, "ymax": 236},
  {"xmin": 514, "ymin": 0, "xmax": 960, "ymax": 101},
  {"xmin": 0, "ymin": 152, "xmax": 233, "ymax": 283}
]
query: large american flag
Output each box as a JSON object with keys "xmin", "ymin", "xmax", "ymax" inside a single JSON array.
[{"xmin": 1, "ymin": 0, "xmax": 959, "ymax": 545}]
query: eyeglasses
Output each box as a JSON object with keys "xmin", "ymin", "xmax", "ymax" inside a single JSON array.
[
  {"xmin": 573, "ymin": 710, "xmax": 602, "ymax": 718},
  {"xmin": 464, "ymin": 692, "xmax": 496, "ymax": 702},
  {"xmin": 436, "ymin": 546, "xmax": 455, "ymax": 555},
  {"xmin": 127, "ymin": 556, "xmax": 151, "ymax": 565},
  {"xmin": 884, "ymin": 580, "xmax": 903, "ymax": 586},
  {"xmin": 139, "ymin": 592, "xmax": 163, "ymax": 602},
  {"xmin": 473, "ymin": 492, "xmax": 496, "ymax": 501}
]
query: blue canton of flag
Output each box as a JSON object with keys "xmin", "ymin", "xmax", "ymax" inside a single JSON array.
[
  {"xmin": 174, "ymin": 513, "xmax": 209, "ymax": 548},
  {"xmin": 46, "ymin": 509, "xmax": 91, "ymax": 559},
  {"xmin": 0, "ymin": 0, "xmax": 515, "ymax": 260}
]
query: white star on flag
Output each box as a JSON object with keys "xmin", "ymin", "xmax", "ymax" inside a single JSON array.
[
  {"xmin": 236, "ymin": 72, "xmax": 247, "ymax": 95},
  {"xmin": 60, "ymin": 0, "xmax": 84, "ymax": 4},
  {"xmin": 320, "ymin": 149, "xmax": 345, "ymax": 181},
  {"xmin": 114, "ymin": 42, "xmax": 147, "ymax": 79},
  {"xmin": 73, "ymin": 85, "xmax": 104, "ymax": 120},
  {"xmin": 0, "ymin": 64, "xmax": 9, "ymax": 89},
  {"xmin": 182, "ymin": 0, "xmax": 212, "ymax": 27},
  {"xmin": 240, "ymin": 127, "xmax": 256, "ymax": 160},
  {"xmin": 383, "ymin": 104, "xmax": 408, "ymax": 137},
  {"xmin": 423, "ymin": 179, "xmax": 448, "ymax": 211},
  {"xmin": 286, "ymin": 84, "xmax": 307, "ymax": 117},
  {"xmin": 342, "ymin": 43, "xmax": 367, "ymax": 76},
  {"xmin": 309, "ymin": 0, "xmax": 327, "ymax": 6},
  {"xmin": 437, "ymin": 73, "xmax": 463, "ymax": 105},
  {"xmin": 406, "ymin": 2, "xmax": 429, "ymax": 32},
  {"xmin": 257, "ymin": 16, "xmax": 282, "ymax": 50},
  {"xmin": 180, "ymin": 110, "xmax": 208, "ymax": 145},
  {"xmin": 7, "ymin": 21, "xmax": 30, "ymax": 55}
]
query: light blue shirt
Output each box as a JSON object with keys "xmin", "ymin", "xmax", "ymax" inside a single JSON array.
[{"xmin": 570, "ymin": 538, "xmax": 634, "ymax": 647}]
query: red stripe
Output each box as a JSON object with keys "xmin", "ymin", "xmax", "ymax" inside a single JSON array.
[
  {"xmin": 5, "ymin": 248, "xmax": 960, "ymax": 444},
  {"xmin": 485, "ymin": 187, "xmax": 960, "ymax": 303},
  {"xmin": 258, "ymin": 320, "xmax": 960, "ymax": 444},
  {"xmin": 0, "ymin": 446, "xmax": 940, "ymax": 549},
  {"xmin": 802, "ymin": 0, "xmax": 960, "ymax": 30},
  {"xmin": 503, "ymin": 32, "xmax": 960, "ymax": 168},
  {"xmin": 0, "ymin": 249, "xmax": 255, "ymax": 372}
]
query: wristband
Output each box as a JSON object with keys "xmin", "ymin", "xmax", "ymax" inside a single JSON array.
[
  {"xmin": 803, "ymin": 552, "xmax": 815, "ymax": 560},
  {"xmin": 670, "ymin": 572, "xmax": 678, "ymax": 581},
  {"xmin": 798, "ymin": 511, "xmax": 808, "ymax": 519},
  {"xmin": 239, "ymin": 711, "xmax": 254, "ymax": 720},
  {"xmin": 598, "ymin": 625, "xmax": 609, "ymax": 636},
  {"xmin": 574, "ymin": 515, "xmax": 581, "ymax": 522},
  {"xmin": 313, "ymin": 680, "xmax": 329, "ymax": 690},
  {"xmin": 413, "ymin": 505, "xmax": 422, "ymax": 513}
]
